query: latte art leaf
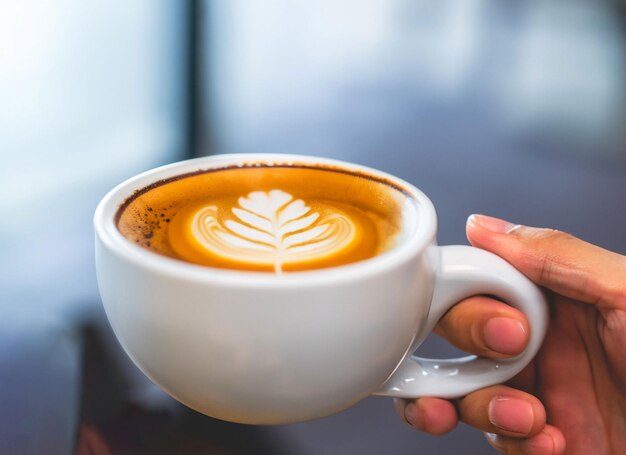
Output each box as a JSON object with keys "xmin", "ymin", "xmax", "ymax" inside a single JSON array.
[{"xmin": 191, "ymin": 190, "xmax": 357, "ymax": 272}]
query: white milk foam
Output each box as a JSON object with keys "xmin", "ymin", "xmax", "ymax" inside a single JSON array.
[{"xmin": 191, "ymin": 190, "xmax": 356, "ymax": 273}]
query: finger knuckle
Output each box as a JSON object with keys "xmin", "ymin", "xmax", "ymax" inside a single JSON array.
[
  {"xmin": 526, "ymin": 229, "xmax": 573, "ymax": 285},
  {"xmin": 537, "ymin": 228, "xmax": 573, "ymax": 244},
  {"xmin": 537, "ymin": 251, "xmax": 558, "ymax": 287}
]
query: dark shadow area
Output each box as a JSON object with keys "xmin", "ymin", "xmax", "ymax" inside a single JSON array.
[{"xmin": 76, "ymin": 321, "xmax": 292, "ymax": 455}]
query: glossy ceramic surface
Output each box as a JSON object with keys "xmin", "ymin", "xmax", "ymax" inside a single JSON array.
[{"xmin": 95, "ymin": 154, "xmax": 547, "ymax": 424}]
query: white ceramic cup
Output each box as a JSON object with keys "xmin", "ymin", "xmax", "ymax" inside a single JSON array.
[{"xmin": 94, "ymin": 154, "xmax": 548, "ymax": 424}]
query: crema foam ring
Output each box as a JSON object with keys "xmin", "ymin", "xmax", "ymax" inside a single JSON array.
[{"xmin": 116, "ymin": 165, "xmax": 407, "ymax": 272}]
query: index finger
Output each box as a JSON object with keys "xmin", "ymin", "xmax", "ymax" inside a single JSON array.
[{"xmin": 466, "ymin": 215, "xmax": 626, "ymax": 310}]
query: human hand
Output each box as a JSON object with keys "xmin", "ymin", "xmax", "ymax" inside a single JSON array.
[{"xmin": 397, "ymin": 215, "xmax": 626, "ymax": 455}]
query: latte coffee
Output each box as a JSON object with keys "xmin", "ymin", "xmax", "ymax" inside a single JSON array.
[
  {"xmin": 98, "ymin": 154, "xmax": 549, "ymax": 425},
  {"xmin": 116, "ymin": 164, "xmax": 410, "ymax": 272}
]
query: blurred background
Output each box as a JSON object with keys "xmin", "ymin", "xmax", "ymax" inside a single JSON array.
[{"xmin": 2, "ymin": 0, "xmax": 626, "ymax": 453}]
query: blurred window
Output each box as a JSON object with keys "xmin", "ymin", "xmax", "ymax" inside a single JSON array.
[
  {"xmin": 203, "ymin": 0, "xmax": 626, "ymax": 160},
  {"xmin": 0, "ymin": 0, "xmax": 189, "ymax": 309}
]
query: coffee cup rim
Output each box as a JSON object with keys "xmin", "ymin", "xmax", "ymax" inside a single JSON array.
[{"xmin": 94, "ymin": 153, "xmax": 437, "ymax": 287}]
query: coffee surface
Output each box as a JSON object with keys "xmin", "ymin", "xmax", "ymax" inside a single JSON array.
[{"xmin": 116, "ymin": 165, "xmax": 408, "ymax": 272}]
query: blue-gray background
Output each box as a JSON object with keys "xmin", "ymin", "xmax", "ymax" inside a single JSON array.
[{"xmin": 1, "ymin": 1, "xmax": 626, "ymax": 453}]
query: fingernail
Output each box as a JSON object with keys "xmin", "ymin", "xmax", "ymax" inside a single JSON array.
[
  {"xmin": 468, "ymin": 215, "xmax": 519, "ymax": 234},
  {"xmin": 488, "ymin": 397, "xmax": 534, "ymax": 435},
  {"xmin": 484, "ymin": 432, "xmax": 497, "ymax": 444},
  {"xmin": 404, "ymin": 403, "xmax": 425, "ymax": 430},
  {"xmin": 484, "ymin": 317, "xmax": 528, "ymax": 356}
]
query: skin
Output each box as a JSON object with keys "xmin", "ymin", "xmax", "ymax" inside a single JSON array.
[
  {"xmin": 398, "ymin": 215, "xmax": 626, "ymax": 455},
  {"xmin": 74, "ymin": 425, "xmax": 112, "ymax": 455}
]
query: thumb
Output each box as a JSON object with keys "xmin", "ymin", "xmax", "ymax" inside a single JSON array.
[{"xmin": 466, "ymin": 215, "xmax": 626, "ymax": 310}]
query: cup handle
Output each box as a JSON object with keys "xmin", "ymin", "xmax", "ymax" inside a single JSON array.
[{"xmin": 376, "ymin": 245, "xmax": 549, "ymax": 398}]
